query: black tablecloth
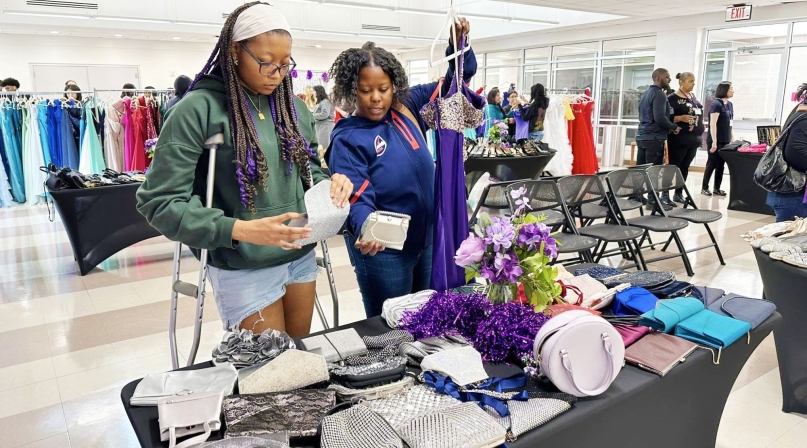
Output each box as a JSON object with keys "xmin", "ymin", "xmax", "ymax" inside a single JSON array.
[
  {"xmin": 121, "ymin": 313, "xmax": 780, "ymax": 448},
  {"xmin": 465, "ymin": 154, "xmax": 555, "ymax": 193},
  {"xmin": 48, "ymin": 184, "xmax": 161, "ymax": 275},
  {"xmin": 753, "ymin": 248, "xmax": 807, "ymax": 414},
  {"xmin": 719, "ymin": 150, "xmax": 773, "ymax": 215}
]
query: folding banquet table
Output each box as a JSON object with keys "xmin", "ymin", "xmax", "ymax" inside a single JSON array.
[
  {"xmin": 48, "ymin": 183, "xmax": 161, "ymax": 275},
  {"xmin": 719, "ymin": 150, "xmax": 773, "ymax": 216},
  {"xmin": 464, "ymin": 153, "xmax": 555, "ymax": 194},
  {"xmin": 754, "ymin": 248, "xmax": 807, "ymax": 414},
  {"xmin": 121, "ymin": 313, "xmax": 780, "ymax": 448}
]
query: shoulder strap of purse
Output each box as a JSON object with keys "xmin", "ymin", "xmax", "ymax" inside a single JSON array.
[
  {"xmin": 429, "ymin": 78, "xmax": 445, "ymax": 102},
  {"xmin": 774, "ymin": 111, "xmax": 807, "ymax": 150}
]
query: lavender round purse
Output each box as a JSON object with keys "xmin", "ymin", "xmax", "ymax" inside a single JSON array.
[{"xmin": 533, "ymin": 311, "xmax": 625, "ymax": 397}]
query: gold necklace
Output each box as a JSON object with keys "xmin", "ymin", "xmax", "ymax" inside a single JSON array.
[{"xmin": 244, "ymin": 90, "xmax": 265, "ymax": 120}]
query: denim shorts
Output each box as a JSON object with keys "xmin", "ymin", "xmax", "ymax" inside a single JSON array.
[
  {"xmin": 529, "ymin": 130, "xmax": 544, "ymax": 141},
  {"xmin": 207, "ymin": 250, "xmax": 319, "ymax": 329}
]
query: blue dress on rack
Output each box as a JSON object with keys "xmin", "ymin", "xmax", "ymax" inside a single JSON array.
[
  {"xmin": 48, "ymin": 102, "xmax": 62, "ymax": 167},
  {"xmin": 60, "ymin": 106, "xmax": 79, "ymax": 170},
  {"xmin": 37, "ymin": 102, "xmax": 51, "ymax": 166},
  {"xmin": 0, "ymin": 107, "xmax": 26, "ymax": 203}
]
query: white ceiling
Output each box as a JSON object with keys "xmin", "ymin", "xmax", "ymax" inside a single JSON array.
[{"xmin": 0, "ymin": 0, "xmax": 805, "ymax": 50}]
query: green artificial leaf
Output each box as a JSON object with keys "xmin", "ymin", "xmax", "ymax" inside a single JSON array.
[
  {"xmin": 478, "ymin": 213, "xmax": 493, "ymax": 230},
  {"xmin": 474, "ymin": 224, "xmax": 484, "ymax": 238},
  {"xmin": 466, "ymin": 269, "xmax": 477, "ymax": 284},
  {"xmin": 522, "ymin": 213, "xmax": 540, "ymax": 224}
]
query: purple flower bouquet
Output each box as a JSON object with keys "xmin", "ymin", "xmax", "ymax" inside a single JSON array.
[{"xmin": 455, "ymin": 186, "xmax": 562, "ymax": 311}]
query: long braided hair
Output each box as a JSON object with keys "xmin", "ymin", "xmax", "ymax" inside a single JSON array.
[{"xmin": 189, "ymin": 1, "xmax": 313, "ymax": 212}]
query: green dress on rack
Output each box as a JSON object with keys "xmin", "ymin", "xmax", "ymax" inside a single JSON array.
[{"xmin": 78, "ymin": 102, "xmax": 106, "ymax": 175}]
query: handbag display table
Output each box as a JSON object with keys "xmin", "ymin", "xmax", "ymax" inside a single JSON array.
[
  {"xmin": 121, "ymin": 313, "xmax": 779, "ymax": 448},
  {"xmin": 719, "ymin": 150, "xmax": 774, "ymax": 216},
  {"xmin": 464, "ymin": 153, "xmax": 555, "ymax": 194},
  {"xmin": 48, "ymin": 184, "xmax": 161, "ymax": 275},
  {"xmin": 753, "ymin": 248, "xmax": 807, "ymax": 414}
]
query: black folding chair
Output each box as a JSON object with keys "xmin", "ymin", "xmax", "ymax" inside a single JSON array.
[
  {"xmin": 469, "ymin": 179, "xmax": 524, "ymax": 226},
  {"xmin": 605, "ymin": 169, "xmax": 694, "ymax": 276},
  {"xmin": 557, "ymin": 175, "xmax": 647, "ymax": 270},
  {"xmin": 646, "ymin": 165, "xmax": 726, "ymax": 266},
  {"xmin": 506, "ymin": 180, "xmax": 597, "ymax": 264}
]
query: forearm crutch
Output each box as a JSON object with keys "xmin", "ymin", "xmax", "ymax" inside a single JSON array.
[{"xmin": 169, "ymin": 133, "xmax": 225, "ymax": 369}]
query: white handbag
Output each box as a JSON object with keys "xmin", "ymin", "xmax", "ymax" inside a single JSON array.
[
  {"xmin": 158, "ymin": 391, "xmax": 224, "ymax": 448},
  {"xmin": 533, "ymin": 310, "xmax": 625, "ymax": 398},
  {"xmin": 130, "ymin": 363, "xmax": 237, "ymax": 406},
  {"xmin": 360, "ymin": 211, "xmax": 411, "ymax": 251}
]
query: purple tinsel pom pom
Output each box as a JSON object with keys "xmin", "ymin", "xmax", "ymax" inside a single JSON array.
[
  {"xmin": 291, "ymin": 70, "xmax": 298, "ymax": 78},
  {"xmin": 399, "ymin": 291, "xmax": 491, "ymax": 341},
  {"xmin": 399, "ymin": 291, "xmax": 550, "ymax": 363},
  {"xmin": 306, "ymin": 70, "xmax": 313, "ymax": 80},
  {"xmin": 321, "ymin": 72, "xmax": 329, "ymax": 83},
  {"xmin": 473, "ymin": 302, "xmax": 549, "ymax": 362}
]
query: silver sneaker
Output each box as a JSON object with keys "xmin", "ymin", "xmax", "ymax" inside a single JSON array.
[
  {"xmin": 771, "ymin": 246, "xmax": 804, "ymax": 261},
  {"xmin": 782, "ymin": 251, "xmax": 807, "ymax": 268}
]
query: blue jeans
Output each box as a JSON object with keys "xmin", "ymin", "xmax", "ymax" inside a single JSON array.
[
  {"xmin": 529, "ymin": 130, "xmax": 544, "ymax": 141},
  {"xmin": 766, "ymin": 191, "xmax": 807, "ymax": 223},
  {"xmin": 345, "ymin": 233, "xmax": 433, "ymax": 318}
]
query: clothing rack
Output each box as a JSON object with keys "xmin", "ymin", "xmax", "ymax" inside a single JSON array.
[{"xmin": 0, "ymin": 89, "xmax": 173, "ymax": 95}]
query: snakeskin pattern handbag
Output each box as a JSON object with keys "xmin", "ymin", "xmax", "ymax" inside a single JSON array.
[{"xmin": 223, "ymin": 390, "xmax": 336, "ymax": 439}]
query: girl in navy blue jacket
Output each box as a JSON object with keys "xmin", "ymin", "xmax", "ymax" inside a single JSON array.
[{"xmin": 326, "ymin": 19, "xmax": 477, "ymax": 318}]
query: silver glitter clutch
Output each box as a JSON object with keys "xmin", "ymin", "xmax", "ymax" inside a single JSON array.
[
  {"xmin": 293, "ymin": 180, "xmax": 350, "ymax": 246},
  {"xmin": 301, "ymin": 329, "xmax": 368, "ymax": 362},
  {"xmin": 484, "ymin": 398, "xmax": 573, "ymax": 440},
  {"xmin": 199, "ymin": 435, "xmax": 289, "ymax": 448},
  {"xmin": 420, "ymin": 346, "xmax": 489, "ymax": 387},
  {"xmin": 328, "ymin": 376, "xmax": 415, "ymax": 402},
  {"xmin": 359, "ymin": 385, "xmax": 460, "ymax": 429},
  {"xmin": 397, "ymin": 402, "xmax": 507, "ymax": 448},
  {"xmin": 238, "ymin": 350, "xmax": 329, "ymax": 394},
  {"xmin": 320, "ymin": 405, "xmax": 403, "ymax": 448}
]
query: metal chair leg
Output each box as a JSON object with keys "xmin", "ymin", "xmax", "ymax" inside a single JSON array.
[
  {"xmin": 661, "ymin": 235, "xmax": 674, "ymax": 252},
  {"xmin": 320, "ymin": 241, "xmax": 340, "ymax": 327},
  {"xmin": 704, "ymin": 224, "xmax": 726, "ymax": 265},
  {"xmin": 672, "ymin": 232, "xmax": 695, "ymax": 276},
  {"xmin": 314, "ymin": 293, "xmax": 330, "ymax": 330}
]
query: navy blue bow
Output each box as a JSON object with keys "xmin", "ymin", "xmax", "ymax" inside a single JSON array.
[{"xmin": 421, "ymin": 372, "xmax": 529, "ymax": 417}]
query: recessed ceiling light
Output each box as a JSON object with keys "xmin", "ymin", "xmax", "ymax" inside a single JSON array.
[
  {"xmin": 50, "ymin": 31, "xmax": 59, "ymax": 34},
  {"xmin": 172, "ymin": 37, "xmax": 181, "ymax": 40},
  {"xmin": 314, "ymin": 44, "xmax": 322, "ymax": 48},
  {"xmin": 114, "ymin": 34, "xmax": 123, "ymax": 37}
]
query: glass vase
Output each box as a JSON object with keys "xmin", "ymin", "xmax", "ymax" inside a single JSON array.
[{"xmin": 488, "ymin": 283, "xmax": 514, "ymax": 305}]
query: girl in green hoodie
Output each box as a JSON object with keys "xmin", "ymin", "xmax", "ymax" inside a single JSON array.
[{"xmin": 137, "ymin": 2, "xmax": 352, "ymax": 337}]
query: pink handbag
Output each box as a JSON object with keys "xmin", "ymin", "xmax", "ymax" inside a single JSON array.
[
  {"xmin": 533, "ymin": 310, "xmax": 625, "ymax": 397},
  {"xmin": 613, "ymin": 324, "xmax": 651, "ymax": 347}
]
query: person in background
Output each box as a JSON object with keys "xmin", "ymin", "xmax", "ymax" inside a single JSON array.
[
  {"xmin": 519, "ymin": 82, "xmax": 549, "ymax": 142},
  {"xmin": 485, "ymin": 87, "xmax": 505, "ymax": 137},
  {"xmin": 144, "ymin": 86, "xmax": 155, "ymax": 99},
  {"xmin": 166, "ymin": 75, "xmax": 192, "ymax": 110},
  {"xmin": 137, "ymin": 2, "xmax": 352, "ymax": 336},
  {"xmin": 504, "ymin": 91, "xmax": 519, "ymax": 140},
  {"xmin": 502, "ymin": 82, "xmax": 516, "ymax": 108},
  {"xmin": 121, "ymin": 83, "xmax": 136, "ymax": 98},
  {"xmin": 667, "ymin": 72, "xmax": 702, "ymax": 203},
  {"xmin": 636, "ymin": 68, "xmax": 680, "ymax": 209},
  {"xmin": 1, "ymin": 78, "xmax": 20, "ymax": 92},
  {"xmin": 311, "ymin": 85, "xmax": 335, "ymax": 150},
  {"xmin": 766, "ymin": 83, "xmax": 807, "ymax": 222},
  {"xmin": 65, "ymin": 80, "xmax": 78, "ymax": 87},
  {"xmin": 326, "ymin": 17, "xmax": 476, "ymax": 318},
  {"xmin": 64, "ymin": 84, "xmax": 82, "ymax": 102},
  {"xmin": 702, "ymin": 81, "xmax": 733, "ymax": 197}
]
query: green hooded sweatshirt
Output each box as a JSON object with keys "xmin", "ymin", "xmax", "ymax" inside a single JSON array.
[{"xmin": 136, "ymin": 74, "xmax": 329, "ymax": 270}]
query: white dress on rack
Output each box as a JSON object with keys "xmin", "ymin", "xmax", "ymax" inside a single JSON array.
[
  {"xmin": 23, "ymin": 104, "xmax": 46, "ymax": 205},
  {"xmin": 542, "ymin": 96, "xmax": 574, "ymax": 176},
  {"xmin": 104, "ymin": 100, "xmax": 125, "ymax": 171}
]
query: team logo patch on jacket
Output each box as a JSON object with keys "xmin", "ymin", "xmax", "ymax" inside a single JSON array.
[{"xmin": 374, "ymin": 135, "xmax": 387, "ymax": 156}]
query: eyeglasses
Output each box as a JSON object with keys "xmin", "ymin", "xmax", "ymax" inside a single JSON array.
[{"xmin": 239, "ymin": 42, "xmax": 296, "ymax": 77}]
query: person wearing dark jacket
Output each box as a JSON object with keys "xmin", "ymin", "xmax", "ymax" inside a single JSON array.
[
  {"xmin": 702, "ymin": 81, "xmax": 734, "ymax": 196},
  {"xmin": 519, "ymin": 83, "xmax": 549, "ymax": 142},
  {"xmin": 766, "ymin": 83, "xmax": 807, "ymax": 222},
  {"xmin": 137, "ymin": 3, "xmax": 352, "ymax": 337},
  {"xmin": 636, "ymin": 68, "xmax": 680, "ymax": 209},
  {"xmin": 326, "ymin": 19, "xmax": 476, "ymax": 318},
  {"xmin": 166, "ymin": 75, "xmax": 192, "ymax": 110},
  {"xmin": 667, "ymin": 72, "xmax": 701, "ymax": 203}
]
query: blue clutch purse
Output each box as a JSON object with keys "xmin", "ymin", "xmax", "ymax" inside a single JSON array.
[
  {"xmin": 674, "ymin": 310, "xmax": 751, "ymax": 363},
  {"xmin": 640, "ymin": 297, "xmax": 704, "ymax": 333},
  {"xmin": 707, "ymin": 294, "xmax": 776, "ymax": 330},
  {"xmin": 612, "ymin": 287, "xmax": 659, "ymax": 316}
]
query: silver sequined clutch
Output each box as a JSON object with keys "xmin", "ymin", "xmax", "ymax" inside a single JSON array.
[
  {"xmin": 293, "ymin": 180, "xmax": 350, "ymax": 246},
  {"xmin": 484, "ymin": 398, "xmax": 573, "ymax": 440},
  {"xmin": 359, "ymin": 385, "xmax": 460, "ymax": 429},
  {"xmin": 321, "ymin": 405, "xmax": 403, "ymax": 448},
  {"xmin": 397, "ymin": 402, "xmax": 507, "ymax": 448}
]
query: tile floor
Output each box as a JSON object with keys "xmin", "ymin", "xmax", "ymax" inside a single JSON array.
[{"xmin": 0, "ymin": 171, "xmax": 804, "ymax": 448}]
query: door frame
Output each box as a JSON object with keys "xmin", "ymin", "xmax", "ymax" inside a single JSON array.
[{"xmin": 726, "ymin": 47, "xmax": 789, "ymax": 125}]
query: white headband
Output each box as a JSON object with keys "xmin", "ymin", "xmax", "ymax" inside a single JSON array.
[{"xmin": 232, "ymin": 3, "xmax": 291, "ymax": 42}]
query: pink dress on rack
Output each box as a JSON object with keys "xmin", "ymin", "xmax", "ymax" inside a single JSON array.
[
  {"xmin": 570, "ymin": 100, "xmax": 599, "ymax": 175},
  {"xmin": 130, "ymin": 96, "xmax": 148, "ymax": 171},
  {"xmin": 122, "ymin": 97, "xmax": 136, "ymax": 171}
]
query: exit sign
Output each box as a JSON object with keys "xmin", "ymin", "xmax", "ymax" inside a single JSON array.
[{"xmin": 726, "ymin": 5, "xmax": 752, "ymax": 22}]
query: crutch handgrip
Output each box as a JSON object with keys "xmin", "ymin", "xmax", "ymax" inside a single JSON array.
[
  {"xmin": 204, "ymin": 133, "xmax": 224, "ymax": 148},
  {"xmin": 173, "ymin": 280, "xmax": 199, "ymax": 298}
]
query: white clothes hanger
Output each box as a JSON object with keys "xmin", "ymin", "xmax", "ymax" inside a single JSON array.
[{"xmin": 429, "ymin": 8, "xmax": 471, "ymax": 68}]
